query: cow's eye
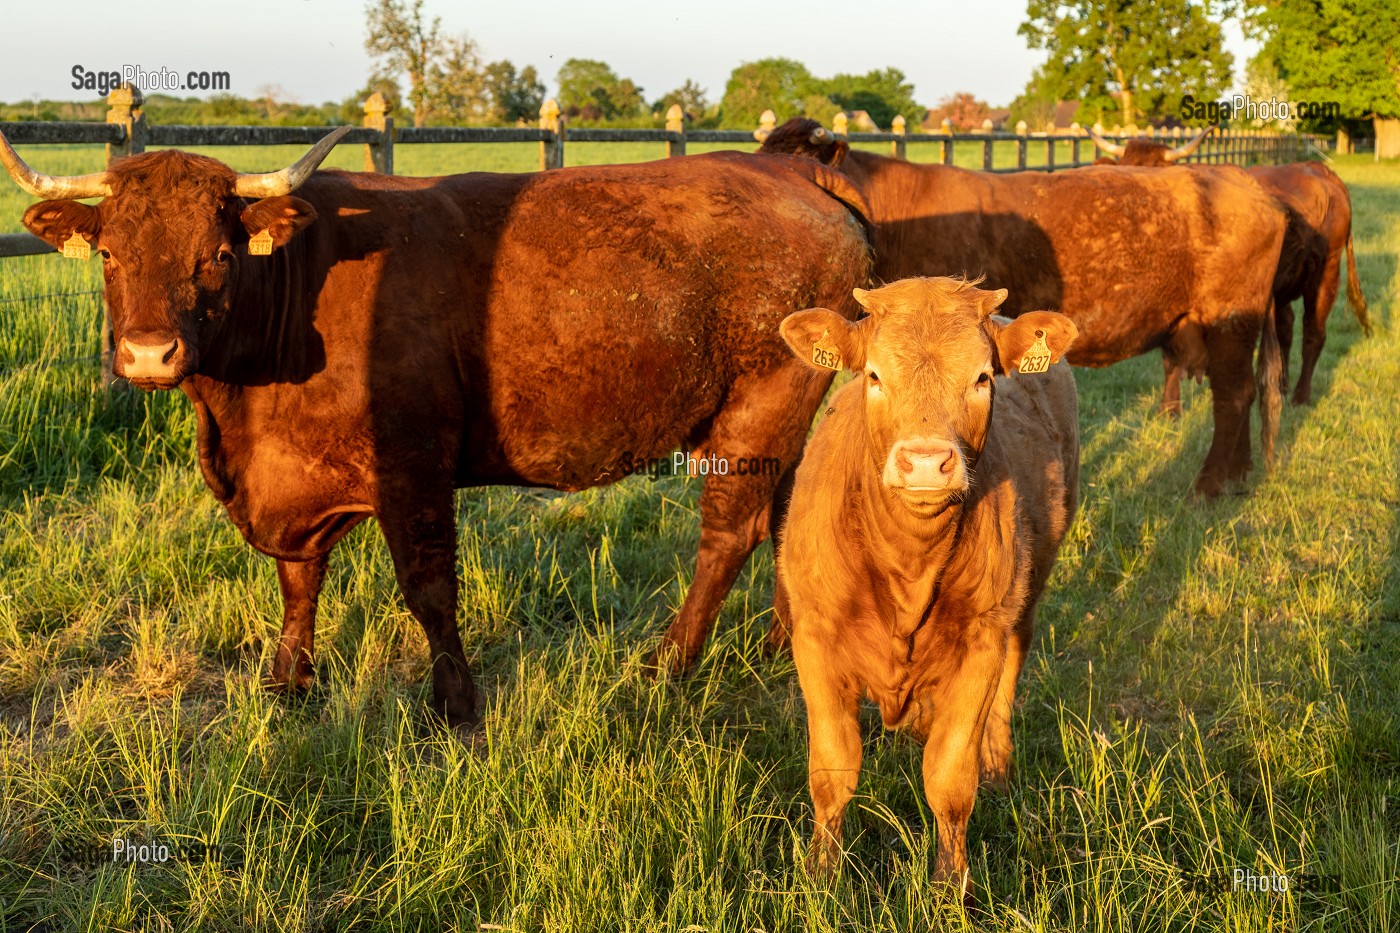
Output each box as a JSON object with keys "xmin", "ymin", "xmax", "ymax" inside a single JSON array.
[
  {"xmin": 867, "ymin": 370, "xmax": 881, "ymax": 387},
  {"xmin": 215, "ymin": 248, "xmax": 232, "ymax": 264},
  {"xmin": 976, "ymin": 372, "xmax": 992, "ymax": 387},
  {"xmin": 97, "ymin": 248, "xmax": 111, "ymax": 261}
]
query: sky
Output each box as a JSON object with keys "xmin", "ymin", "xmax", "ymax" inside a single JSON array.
[{"xmin": 1, "ymin": 0, "xmax": 1258, "ymax": 110}]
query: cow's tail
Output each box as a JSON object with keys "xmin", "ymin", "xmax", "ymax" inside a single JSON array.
[
  {"xmin": 787, "ymin": 160, "xmax": 875, "ymax": 247},
  {"xmin": 1344, "ymin": 231, "xmax": 1372, "ymax": 336},
  {"xmin": 1258, "ymin": 296, "xmax": 1282, "ymax": 470}
]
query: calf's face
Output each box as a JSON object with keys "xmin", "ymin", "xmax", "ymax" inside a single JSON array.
[{"xmin": 782, "ymin": 277, "xmax": 1076, "ymax": 512}]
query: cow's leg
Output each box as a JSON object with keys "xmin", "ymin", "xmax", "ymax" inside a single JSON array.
[
  {"xmin": 764, "ymin": 460, "xmax": 800, "ymax": 658},
  {"xmin": 1294, "ymin": 260, "xmax": 1339, "ymax": 406},
  {"xmin": 266, "ymin": 555, "xmax": 329, "ymax": 691},
  {"xmin": 1159, "ymin": 352, "xmax": 1183, "ymax": 419},
  {"xmin": 980, "ymin": 601, "xmax": 1036, "ymax": 793},
  {"xmin": 656, "ymin": 365, "xmax": 830, "ymax": 673},
  {"xmin": 794, "ymin": 633, "xmax": 862, "ymax": 876},
  {"xmin": 921, "ymin": 625, "xmax": 1005, "ymax": 896},
  {"xmin": 1275, "ymin": 298, "xmax": 1296, "ymax": 396},
  {"xmin": 378, "ymin": 488, "xmax": 478, "ymax": 733},
  {"xmin": 1194, "ymin": 315, "xmax": 1260, "ymax": 498}
]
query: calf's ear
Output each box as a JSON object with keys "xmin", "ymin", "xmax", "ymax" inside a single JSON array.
[
  {"xmin": 23, "ymin": 200, "xmax": 101, "ymax": 252},
  {"xmin": 990, "ymin": 310, "xmax": 1078, "ymax": 375},
  {"xmin": 240, "ymin": 196, "xmax": 317, "ymax": 250},
  {"xmin": 780, "ymin": 308, "xmax": 864, "ymax": 372}
]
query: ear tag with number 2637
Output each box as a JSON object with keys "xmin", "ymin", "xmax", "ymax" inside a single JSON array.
[
  {"xmin": 812, "ymin": 330, "xmax": 843, "ymax": 370},
  {"xmin": 1018, "ymin": 331, "xmax": 1052, "ymax": 375}
]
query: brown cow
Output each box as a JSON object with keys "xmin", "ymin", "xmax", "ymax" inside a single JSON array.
[
  {"xmin": 1089, "ymin": 129, "xmax": 1371, "ymax": 409},
  {"xmin": 776, "ymin": 276, "xmax": 1079, "ymax": 894},
  {"xmin": 0, "ymin": 128, "xmax": 873, "ymax": 727},
  {"xmin": 759, "ymin": 118, "xmax": 1286, "ymax": 500}
]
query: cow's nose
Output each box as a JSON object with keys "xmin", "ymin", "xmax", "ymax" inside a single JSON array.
[
  {"xmin": 119, "ymin": 337, "xmax": 183, "ymax": 382},
  {"xmin": 886, "ymin": 440, "xmax": 960, "ymax": 490}
]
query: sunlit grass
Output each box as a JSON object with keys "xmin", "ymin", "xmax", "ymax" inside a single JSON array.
[{"xmin": 0, "ymin": 155, "xmax": 1396, "ymax": 930}]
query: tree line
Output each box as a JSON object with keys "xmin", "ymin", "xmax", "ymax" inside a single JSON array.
[{"xmin": 2, "ymin": 0, "xmax": 1393, "ymax": 141}]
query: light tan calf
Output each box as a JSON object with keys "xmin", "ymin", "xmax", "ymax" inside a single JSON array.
[{"xmin": 777, "ymin": 276, "xmax": 1079, "ymax": 895}]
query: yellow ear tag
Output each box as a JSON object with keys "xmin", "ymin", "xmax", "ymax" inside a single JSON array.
[
  {"xmin": 248, "ymin": 230, "xmax": 274, "ymax": 256},
  {"xmin": 61, "ymin": 232, "xmax": 91, "ymax": 260},
  {"xmin": 1017, "ymin": 330, "xmax": 1052, "ymax": 375},
  {"xmin": 812, "ymin": 330, "xmax": 843, "ymax": 371}
]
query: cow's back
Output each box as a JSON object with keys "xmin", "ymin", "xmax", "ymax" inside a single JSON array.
[
  {"xmin": 456, "ymin": 152, "xmax": 871, "ymax": 488},
  {"xmin": 842, "ymin": 153, "xmax": 1285, "ymax": 366}
]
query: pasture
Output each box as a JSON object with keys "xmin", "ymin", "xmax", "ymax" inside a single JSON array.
[{"xmin": 0, "ymin": 144, "xmax": 1397, "ymax": 931}]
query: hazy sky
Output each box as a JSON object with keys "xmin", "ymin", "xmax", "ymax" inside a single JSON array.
[{"xmin": 2, "ymin": 0, "xmax": 1257, "ymax": 110}]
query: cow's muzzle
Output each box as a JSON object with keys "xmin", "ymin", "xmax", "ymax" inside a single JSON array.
[
  {"xmin": 117, "ymin": 336, "xmax": 194, "ymax": 389},
  {"xmin": 883, "ymin": 437, "xmax": 966, "ymax": 497}
]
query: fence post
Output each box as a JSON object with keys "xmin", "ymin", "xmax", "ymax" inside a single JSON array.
[
  {"xmin": 362, "ymin": 92, "xmax": 394, "ymax": 174},
  {"xmin": 105, "ymin": 84, "xmax": 144, "ymax": 163},
  {"xmin": 755, "ymin": 109, "xmax": 776, "ymax": 142},
  {"xmin": 99, "ymin": 85, "xmax": 145, "ymax": 386},
  {"xmin": 833, "ymin": 112, "xmax": 849, "ymax": 138},
  {"xmin": 891, "ymin": 114, "xmax": 906, "ymax": 159},
  {"xmin": 982, "ymin": 119, "xmax": 994, "ymax": 171},
  {"xmin": 665, "ymin": 104, "xmax": 686, "ymax": 158},
  {"xmin": 1016, "ymin": 120, "xmax": 1028, "ymax": 170},
  {"xmin": 940, "ymin": 118, "xmax": 953, "ymax": 164},
  {"xmin": 540, "ymin": 99, "xmax": 564, "ymax": 170}
]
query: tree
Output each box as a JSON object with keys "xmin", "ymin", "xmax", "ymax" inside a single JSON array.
[
  {"xmin": 652, "ymin": 80, "xmax": 711, "ymax": 122},
  {"xmin": 431, "ymin": 34, "xmax": 489, "ymax": 124},
  {"xmin": 926, "ymin": 91, "xmax": 994, "ymax": 131},
  {"xmin": 484, "ymin": 61, "xmax": 545, "ymax": 124},
  {"xmin": 822, "ymin": 68, "xmax": 924, "ymax": 128},
  {"xmin": 365, "ymin": 0, "xmax": 443, "ymax": 127},
  {"xmin": 556, "ymin": 58, "xmax": 645, "ymax": 122},
  {"xmin": 720, "ymin": 58, "xmax": 817, "ymax": 127},
  {"xmin": 1247, "ymin": 0, "xmax": 1400, "ymax": 152},
  {"xmin": 1019, "ymin": 0, "xmax": 1233, "ymax": 126}
]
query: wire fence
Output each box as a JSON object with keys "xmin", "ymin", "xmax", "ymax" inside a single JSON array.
[{"xmin": 0, "ymin": 289, "xmax": 104, "ymax": 377}]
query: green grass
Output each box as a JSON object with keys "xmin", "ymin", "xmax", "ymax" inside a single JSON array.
[{"xmin": 1, "ymin": 152, "xmax": 1398, "ymax": 931}]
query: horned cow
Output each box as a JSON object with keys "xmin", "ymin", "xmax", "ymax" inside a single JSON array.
[{"xmin": 1, "ymin": 128, "xmax": 874, "ymax": 726}]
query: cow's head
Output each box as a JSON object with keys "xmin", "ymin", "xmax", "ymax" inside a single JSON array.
[
  {"xmin": 758, "ymin": 117, "xmax": 848, "ymax": 166},
  {"xmin": 781, "ymin": 277, "xmax": 1077, "ymax": 513},
  {"xmin": 1087, "ymin": 125, "xmax": 1212, "ymax": 167},
  {"xmin": 0, "ymin": 127, "xmax": 349, "ymax": 389}
]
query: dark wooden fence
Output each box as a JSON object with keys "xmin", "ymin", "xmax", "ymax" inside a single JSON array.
[{"xmin": 1, "ymin": 87, "xmax": 1328, "ymax": 262}]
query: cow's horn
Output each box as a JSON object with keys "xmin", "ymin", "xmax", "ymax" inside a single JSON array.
[
  {"xmin": 233, "ymin": 126, "xmax": 353, "ymax": 199},
  {"xmin": 810, "ymin": 126, "xmax": 834, "ymax": 145},
  {"xmin": 1086, "ymin": 128, "xmax": 1125, "ymax": 157},
  {"xmin": 0, "ymin": 130, "xmax": 112, "ymax": 199},
  {"xmin": 1164, "ymin": 125, "xmax": 1213, "ymax": 162}
]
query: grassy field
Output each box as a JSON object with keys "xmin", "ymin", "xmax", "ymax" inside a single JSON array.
[{"xmin": 0, "ymin": 149, "xmax": 1397, "ymax": 931}]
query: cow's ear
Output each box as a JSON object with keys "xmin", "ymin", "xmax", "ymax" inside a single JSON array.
[
  {"xmin": 23, "ymin": 200, "xmax": 101, "ymax": 252},
  {"xmin": 240, "ymin": 196, "xmax": 317, "ymax": 250},
  {"xmin": 989, "ymin": 310, "xmax": 1078, "ymax": 375},
  {"xmin": 780, "ymin": 307, "xmax": 864, "ymax": 372},
  {"xmin": 828, "ymin": 139, "xmax": 850, "ymax": 167}
]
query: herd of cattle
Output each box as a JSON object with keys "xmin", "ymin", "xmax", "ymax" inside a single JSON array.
[{"xmin": 0, "ymin": 117, "xmax": 1369, "ymax": 895}]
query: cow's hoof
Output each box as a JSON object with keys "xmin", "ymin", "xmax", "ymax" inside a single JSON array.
[
  {"xmin": 762, "ymin": 630, "xmax": 793, "ymax": 660},
  {"xmin": 979, "ymin": 765, "xmax": 1013, "ymax": 795},
  {"xmin": 1291, "ymin": 392, "xmax": 1312, "ymax": 407},
  {"xmin": 643, "ymin": 642, "xmax": 696, "ymax": 680},
  {"xmin": 1157, "ymin": 405, "xmax": 1182, "ymax": 421},
  {"xmin": 261, "ymin": 671, "xmax": 314, "ymax": 694}
]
